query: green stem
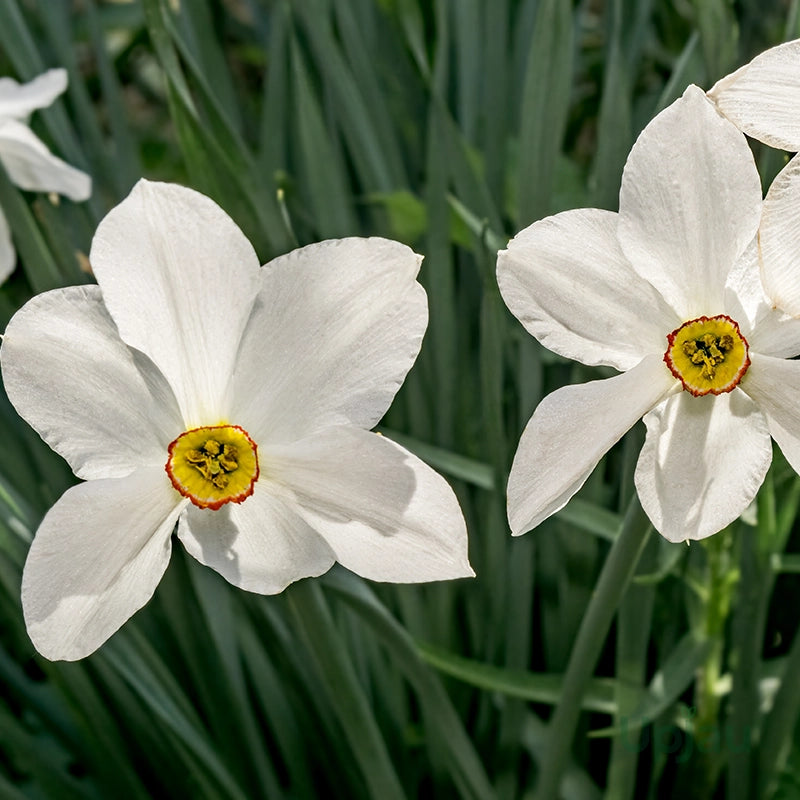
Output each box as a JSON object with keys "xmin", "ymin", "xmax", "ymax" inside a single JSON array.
[
  {"xmin": 727, "ymin": 524, "xmax": 762, "ymax": 800},
  {"xmin": 533, "ymin": 494, "xmax": 651, "ymax": 800},
  {"xmin": 687, "ymin": 531, "xmax": 736, "ymax": 798},
  {"xmin": 758, "ymin": 588, "xmax": 800, "ymax": 798}
]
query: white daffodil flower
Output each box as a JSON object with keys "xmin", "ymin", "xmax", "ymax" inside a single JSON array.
[
  {"xmin": 497, "ymin": 85, "xmax": 800, "ymax": 544},
  {"xmin": 0, "ymin": 179, "xmax": 473, "ymax": 661},
  {"xmin": 707, "ymin": 39, "xmax": 800, "ymax": 152},
  {"xmin": 0, "ymin": 68, "xmax": 92, "ymax": 283}
]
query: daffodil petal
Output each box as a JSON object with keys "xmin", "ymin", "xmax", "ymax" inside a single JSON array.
[
  {"xmin": 759, "ymin": 154, "xmax": 800, "ymax": 319},
  {"xmin": 497, "ymin": 208, "xmax": 679, "ymax": 371},
  {"xmin": 177, "ymin": 488, "xmax": 335, "ymax": 594},
  {"xmin": 89, "ymin": 180, "xmax": 261, "ymax": 425},
  {"xmin": 724, "ymin": 238, "xmax": 800, "ymax": 358},
  {"xmin": 0, "ymin": 206, "xmax": 14, "ymax": 284},
  {"xmin": 0, "ymin": 118, "xmax": 90, "ymax": 200},
  {"xmin": 618, "ymin": 85, "xmax": 762, "ymax": 318},
  {"xmin": 635, "ymin": 390, "xmax": 771, "ymax": 542},
  {"xmin": 1, "ymin": 285, "xmax": 183, "ymax": 480},
  {"xmin": 230, "ymin": 237, "xmax": 427, "ymax": 444},
  {"xmin": 22, "ymin": 467, "xmax": 185, "ymax": 661},
  {"xmin": 268, "ymin": 427, "xmax": 474, "ymax": 582},
  {"xmin": 741, "ymin": 353, "xmax": 800, "ymax": 474},
  {"xmin": 708, "ymin": 39, "xmax": 800, "ymax": 152},
  {"xmin": 507, "ymin": 354, "xmax": 677, "ymax": 536},
  {"xmin": 0, "ymin": 68, "xmax": 67, "ymax": 120}
]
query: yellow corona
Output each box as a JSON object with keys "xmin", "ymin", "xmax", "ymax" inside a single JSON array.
[
  {"xmin": 166, "ymin": 424, "xmax": 259, "ymax": 510},
  {"xmin": 664, "ymin": 315, "xmax": 750, "ymax": 396}
]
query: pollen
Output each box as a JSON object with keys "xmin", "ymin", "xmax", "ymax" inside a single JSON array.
[
  {"xmin": 664, "ymin": 315, "xmax": 750, "ymax": 396},
  {"xmin": 166, "ymin": 424, "xmax": 259, "ymax": 510}
]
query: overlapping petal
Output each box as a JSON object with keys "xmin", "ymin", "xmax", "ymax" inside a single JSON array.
[
  {"xmin": 0, "ymin": 118, "xmax": 90, "ymax": 200},
  {"xmin": 497, "ymin": 209, "xmax": 679, "ymax": 371},
  {"xmin": 21, "ymin": 466, "xmax": 185, "ymax": 661},
  {"xmin": 0, "ymin": 285, "xmax": 183, "ymax": 480},
  {"xmin": 635, "ymin": 390, "xmax": 772, "ymax": 542},
  {"xmin": 618, "ymin": 85, "xmax": 762, "ymax": 318},
  {"xmin": 742, "ymin": 354, "xmax": 800, "ymax": 474},
  {"xmin": 89, "ymin": 180, "xmax": 260, "ymax": 425},
  {"xmin": 708, "ymin": 39, "xmax": 800, "ymax": 152},
  {"xmin": 507, "ymin": 354, "xmax": 677, "ymax": 536},
  {"xmin": 0, "ymin": 207, "xmax": 13, "ymax": 283},
  {"xmin": 724, "ymin": 239, "xmax": 800, "ymax": 358},
  {"xmin": 759, "ymin": 154, "xmax": 800, "ymax": 319},
  {"xmin": 230, "ymin": 237, "xmax": 427, "ymax": 444},
  {"xmin": 177, "ymin": 487, "xmax": 335, "ymax": 595},
  {"xmin": 0, "ymin": 68, "xmax": 67, "ymax": 120},
  {"xmin": 267, "ymin": 427, "xmax": 474, "ymax": 581}
]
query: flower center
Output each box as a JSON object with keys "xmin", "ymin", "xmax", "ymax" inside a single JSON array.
[
  {"xmin": 166, "ymin": 424, "xmax": 259, "ymax": 510},
  {"xmin": 664, "ymin": 315, "xmax": 750, "ymax": 396}
]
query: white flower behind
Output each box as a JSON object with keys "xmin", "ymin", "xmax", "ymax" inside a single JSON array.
[
  {"xmin": 707, "ymin": 39, "xmax": 800, "ymax": 152},
  {"xmin": 497, "ymin": 85, "xmax": 800, "ymax": 544},
  {"xmin": 755, "ymin": 151, "xmax": 800, "ymax": 318},
  {"xmin": 0, "ymin": 179, "xmax": 473, "ymax": 661},
  {"xmin": 0, "ymin": 68, "xmax": 92, "ymax": 283}
]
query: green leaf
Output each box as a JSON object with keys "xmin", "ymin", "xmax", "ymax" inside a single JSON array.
[{"xmin": 417, "ymin": 640, "xmax": 621, "ymax": 714}]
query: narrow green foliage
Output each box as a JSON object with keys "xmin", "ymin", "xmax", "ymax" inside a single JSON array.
[
  {"xmin": 516, "ymin": 0, "xmax": 573, "ymax": 225},
  {"xmin": 0, "ymin": 3, "xmax": 796, "ymax": 799}
]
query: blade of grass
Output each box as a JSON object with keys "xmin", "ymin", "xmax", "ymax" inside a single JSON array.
[
  {"xmin": 288, "ymin": 33, "xmax": 357, "ymax": 237},
  {"xmin": 691, "ymin": 0, "xmax": 738, "ymax": 82},
  {"xmin": 103, "ymin": 631, "xmax": 250, "ymax": 800},
  {"xmin": 516, "ymin": 0, "xmax": 573, "ymax": 226},
  {"xmin": 285, "ymin": 579, "xmax": 406, "ymax": 800},
  {"xmin": 85, "ymin": 0, "xmax": 141, "ymax": 196},
  {"xmin": 418, "ymin": 640, "xmax": 621, "ymax": 713},
  {"xmin": 604, "ymin": 534, "xmax": 656, "ymax": 799},
  {"xmin": 324, "ymin": 570, "xmax": 496, "ymax": 800},
  {"xmin": 0, "ymin": 0, "xmax": 88, "ymax": 168},
  {"xmin": 297, "ymin": 0, "xmax": 405, "ymax": 189},
  {"xmin": 0, "ymin": 164, "xmax": 63, "ymax": 291}
]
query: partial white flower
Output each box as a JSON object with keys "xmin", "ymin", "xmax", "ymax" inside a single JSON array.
[
  {"xmin": 497, "ymin": 85, "xmax": 800, "ymax": 544},
  {"xmin": 707, "ymin": 39, "xmax": 800, "ymax": 152},
  {"xmin": 757, "ymin": 153, "xmax": 800, "ymax": 318},
  {"xmin": 0, "ymin": 68, "xmax": 91, "ymax": 283},
  {"xmin": 0, "ymin": 179, "xmax": 473, "ymax": 661}
]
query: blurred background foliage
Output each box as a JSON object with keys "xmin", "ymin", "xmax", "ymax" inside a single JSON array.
[{"xmin": 1, "ymin": 0, "xmax": 800, "ymax": 798}]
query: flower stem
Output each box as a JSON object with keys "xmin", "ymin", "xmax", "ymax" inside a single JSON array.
[
  {"xmin": 533, "ymin": 494, "xmax": 651, "ymax": 800},
  {"xmin": 688, "ymin": 531, "xmax": 735, "ymax": 796}
]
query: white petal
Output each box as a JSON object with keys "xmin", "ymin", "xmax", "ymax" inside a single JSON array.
[
  {"xmin": 230, "ymin": 238, "xmax": 427, "ymax": 444},
  {"xmin": 724, "ymin": 238, "xmax": 800, "ymax": 358},
  {"xmin": 0, "ymin": 69, "xmax": 67, "ymax": 120},
  {"xmin": 618, "ymin": 85, "xmax": 762, "ymax": 319},
  {"xmin": 177, "ymin": 487, "xmax": 335, "ymax": 594},
  {"xmin": 634, "ymin": 390, "xmax": 771, "ymax": 542},
  {"xmin": 708, "ymin": 39, "xmax": 800, "ymax": 152},
  {"xmin": 0, "ymin": 118, "xmax": 90, "ymax": 200},
  {"xmin": 497, "ymin": 209, "xmax": 680, "ymax": 371},
  {"xmin": 507, "ymin": 354, "xmax": 677, "ymax": 535},
  {"xmin": 22, "ymin": 467, "xmax": 185, "ymax": 661},
  {"xmin": 741, "ymin": 353, "xmax": 800, "ymax": 475},
  {"xmin": 1, "ymin": 285, "xmax": 183, "ymax": 480},
  {"xmin": 89, "ymin": 180, "xmax": 261, "ymax": 426},
  {"xmin": 759, "ymin": 153, "xmax": 800, "ymax": 319},
  {"xmin": 267, "ymin": 427, "xmax": 474, "ymax": 582},
  {"xmin": 0, "ymin": 207, "xmax": 15, "ymax": 284}
]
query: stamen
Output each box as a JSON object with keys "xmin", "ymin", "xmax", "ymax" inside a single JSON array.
[
  {"xmin": 166, "ymin": 424, "xmax": 259, "ymax": 510},
  {"xmin": 664, "ymin": 315, "xmax": 750, "ymax": 396}
]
